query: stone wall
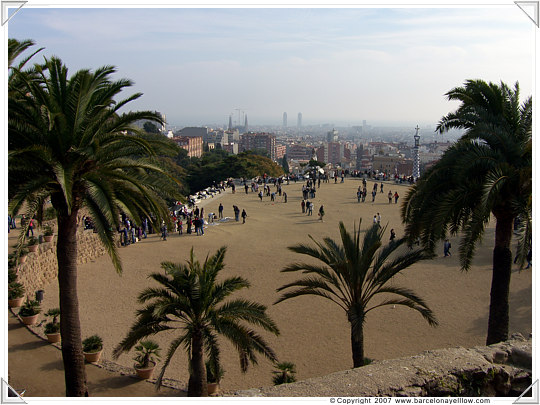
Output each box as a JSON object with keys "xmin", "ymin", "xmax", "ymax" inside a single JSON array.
[
  {"xmin": 15, "ymin": 227, "xmax": 108, "ymax": 298},
  {"xmin": 234, "ymin": 334, "xmax": 532, "ymax": 397}
]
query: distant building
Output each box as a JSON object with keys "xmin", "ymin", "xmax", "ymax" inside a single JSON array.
[
  {"xmin": 240, "ymin": 132, "xmax": 277, "ymax": 161},
  {"xmin": 297, "ymin": 112, "xmax": 302, "ymax": 128},
  {"xmin": 275, "ymin": 144, "xmax": 287, "ymax": 160},
  {"xmin": 327, "ymin": 128, "xmax": 338, "ymax": 142},
  {"xmin": 286, "ymin": 144, "xmax": 312, "ymax": 161},
  {"xmin": 177, "ymin": 127, "xmax": 208, "ymax": 139},
  {"xmin": 172, "ymin": 136, "xmax": 203, "ymax": 158},
  {"xmin": 223, "ymin": 143, "xmax": 239, "ymax": 155},
  {"xmin": 283, "ymin": 112, "xmax": 287, "ymax": 127}
]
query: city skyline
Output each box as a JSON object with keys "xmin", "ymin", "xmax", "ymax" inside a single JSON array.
[{"xmin": 5, "ymin": 1, "xmax": 535, "ymax": 128}]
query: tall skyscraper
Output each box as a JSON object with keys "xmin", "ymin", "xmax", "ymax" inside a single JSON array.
[
  {"xmin": 412, "ymin": 125, "xmax": 421, "ymax": 180},
  {"xmin": 297, "ymin": 112, "xmax": 302, "ymax": 128},
  {"xmin": 228, "ymin": 115, "xmax": 233, "ymax": 130},
  {"xmin": 283, "ymin": 112, "xmax": 287, "ymax": 127},
  {"xmin": 244, "ymin": 115, "xmax": 248, "ymax": 133}
]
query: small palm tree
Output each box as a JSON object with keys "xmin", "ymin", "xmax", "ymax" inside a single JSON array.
[
  {"xmin": 133, "ymin": 340, "xmax": 161, "ymax": 369},
  {"xmin": 113, "ymin": 246, "xmax": 280, "ymax": 397},
  {"xmin": 275, "ymin": 221, "xmax": 438, "ymax": 368},
  {"xmin": 272, "ymin": 361, "xmax": 297, "ymax": 385}
]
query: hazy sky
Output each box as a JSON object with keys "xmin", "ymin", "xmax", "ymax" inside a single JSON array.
[{"xmin": 6, "ymin": 1, "xmax": 535, "ymax": 127}]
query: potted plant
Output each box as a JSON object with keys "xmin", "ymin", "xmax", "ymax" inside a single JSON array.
[
  {"xmin": 43, "ymin": 225, "xmax": 54, "ymax": 242},
  {"xmin": 18, "ymin": 248, "xmax": 29, "ymax": 264},
  {"xmin": 18, "ymin": 299, "xmax": 41, "ymax": 325},
  {"xmin": 26, "ymin": 236, "xmax": 39, "ymax": 253},
  {"xmin": 206, "ymin": 359, "xmax": 225, "ymax": 395},
  {"xmin": 8, "ymin": 282, "xmax": 25, "ymax": 308},
  {"xmin": 44, "ymin": 308, "xmax": 61, "ymax": 343},
  {"xmin": 133, "ymin": 340, "xmax": 161, "ymax": 379},
  {"xmin": 8, "ymin": 267, "xmax": 18, "ymax": 284},
  {"xmin": 82, "ymin": 334, "xmax": 103, "ymax": 363}
]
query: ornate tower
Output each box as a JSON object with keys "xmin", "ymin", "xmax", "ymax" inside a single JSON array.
[
  {"xmin": 412, "ymin": 125, "xmax": 421, "ymax": 180},
  {"xmin": 228, "ymin": 115, "xmax": 233, "ymax": 130}
]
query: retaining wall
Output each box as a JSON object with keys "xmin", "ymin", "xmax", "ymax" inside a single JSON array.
[{"xmin": 15, "ymin": 227, "xmax": 108, "ymax": 298}]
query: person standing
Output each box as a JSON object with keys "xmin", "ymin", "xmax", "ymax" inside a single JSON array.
[
  {"xmin": 388, "ymin": 191, "xmax": 393, "ymax": 204},
  {"xmin": 377, "ymin": 213, "xmax": 381, "ymax": 227},
  {"xmin": 241, "ymin": 209, "xmax": 247, "ymax": 224},
  {"xmin": 307, "ymin": 201, "xmax": 313, "ymax": 216},
  {"xmin": 394, "ymin": 191, "xmax": 399, "ymax": 204},
  {"xmin": 283, "ymin": 192, "xmax": 287, "ymax": 203},
  {"xmin": 160, "ymin": 221, "xmax": 167, "ymax": 241},
  {"xmin": 218, "ymin": 203, "xmax": 224, "ymax": 219},
  {"xmin": 301, "ymin": 200, "xmax": 306, "ymax": 213},
  {"xmin": 390, "ymin": 228, "xmax": 396, "ymax": 242}
]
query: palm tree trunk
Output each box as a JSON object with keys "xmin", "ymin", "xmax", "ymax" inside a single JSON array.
[
  {"xmin": 350, "ymin": 324, "xmax": 365, "ymax": 368},
  {"xmin": 486, "ymin": 212, "xmax": 513, "ymax": 345},
  {"xmin": 57, "ymin": 210, "xmax": 88, "ymax": 396},
  {"xmin": 188, "ymin": 330, "xmax": 207, "ymax": 397}
]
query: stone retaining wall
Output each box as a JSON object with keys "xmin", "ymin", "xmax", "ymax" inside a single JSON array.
[
  {"xmin": 15, "ymin": 227, "xmax": 108, "ymax": 298},
  {"xmin": 234, "ymin": 334, "xmax": 532, "ymax": 397}
]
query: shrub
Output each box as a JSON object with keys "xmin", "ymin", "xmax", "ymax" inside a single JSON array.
[
  {"xmin": 45, "ymin": 308, "xmax": 60, "ymax": 324},
  {"xmin": 8, "ymin": 268, "xmax": 18, "ymax": 283},
  {"xmin": 18, "ymin": 299, "xmax": 41, "ymax": 317},
  {"xmin": 27, "ymin": 236, "xmax": 38, "ymax": 246},
  {"xmin": 43, "ymin": 206, "xmax": 56, "ymax": 221},
  {"xmin": 205, "ymin": 359, "xmax": 225, "ymax": 383},
  {"xmin": 8, "ymin": 282, "xmax": 25, "ymax": 300},
  {"xmin": 43, "ymin": 225, "xmax": 54, "ymax": 236},
  {"xmin": 82, "ymin": 335, "xmax": 103, "ymax": 353},
  {"xmin": 44, "ymin": 322, "xmax": 60, "ymax": 334}
]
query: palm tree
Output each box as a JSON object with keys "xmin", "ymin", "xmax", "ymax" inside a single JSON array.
[
  {"xmin": 8, "ymin": 55, "xmax": 182, "ymax": 396},
  {"xmin": 275, "ymin": 221, "xmax": 438, "ymax": 368},
  {"xmin": 272, "ymin": 361, "xmax": 297, "ymax": 385},
  {"xmin": 401, "ymin": 80, "xmax": 532, "ymax": 345},
  {"xmin": 112, "ymin": 247, "xmax": 280, "ymax": 397}
]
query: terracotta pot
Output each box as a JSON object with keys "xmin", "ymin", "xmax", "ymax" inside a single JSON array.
[
  {"xmin": 27, "ymin": 245, "xmax": 38, "ymax": 253},
  {"xmin": 8, "ymin": 297, "xmax": 24, "ymax": 308},
  {"xmin": 135, "ymin": 362, "xmax": 156, "ymax": 379},
  {"xmin": 46, "ymin": 333, "xmax": 61, "ymax": 343},
  {"xmin": 20, "ymin": 314, "xmax": 39, "ymax": 325},
  {"xmin": 83, "ymin": 350, "xmax": 102, "ymax": 363},
  {"xmin": 19, "ymin": 255, "xmax": 27, "ymax": 264},
  {"xmin": 207, "ymin": 382, "xmax": 220, "ymax": 395},
  {"xmin": 44, "ymin": 235, "xmax": 54, "ymax": 243}
]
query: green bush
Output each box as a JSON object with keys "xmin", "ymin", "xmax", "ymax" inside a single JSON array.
[
  {"xmin": 205, "ymin": 359, "xmax": 225, "ymax": 383},
  {"xmin": 272, "ymin": 361, "xmax": 297, "ymax": 385},
  {"xmin": 26, "ymin": 236, "xmax": 38, "ymax": 246},
  {"xmin": 8, "ymin": 282, "xmax": 25, "ymax": 300},
  {"xmin": 43, "ymin": 207, "xmax": 56, "ymax": 221},
  {"xmin": 18, "ymin": 299, "xmax": 41, "ymax": 317},
  {"xmin": 43, "ymin": 225, "xmax": 54, "ymax": 236},
  {"xmin": 82, "ymin": 335, "xmax": 103, "ymax": 353},
  {"xmin": 44, "ymin": 322, "xmax": 60, "ymax": 334}
]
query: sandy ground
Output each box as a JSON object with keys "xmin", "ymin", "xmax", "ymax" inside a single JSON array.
[{"xmin": 25, "ymin": 178, "xmax": 533, "ymax": 392}]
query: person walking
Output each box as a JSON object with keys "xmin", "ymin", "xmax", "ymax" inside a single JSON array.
[
  {"xmin": 283, "ymin": 192, "xmax": 287, "ymax": 203},
  {"xmin": 318, "ymin": 205, "xmax": 325, "ymax": 222},
  {"xmin": 390, "ymin": 228, "xmax": 396, "ymax": 242},
  {"xmin": 307, "ymin": 201, "xmax": 313, "ymax": 216},
  {"xmin": 394, "ymin": 191, "xmax": 399, "ymax": 204},
  {"xmin": 388, "ymin": 191, "xmax": 393, "ymax": 204},
  {"xmin": 241, "ymin": 209, "xmax": 247, "ymax": 224},
  {"xmin": 160, "ymin": 221, "xmax": 168, "ymax": 241},
  {"xmin": 301, "ymin": 200, "xmax": 306, "ymax": 213},
  {"xmin": 443, "ymin": 239, "xmax": 451, "ymax": 257}
]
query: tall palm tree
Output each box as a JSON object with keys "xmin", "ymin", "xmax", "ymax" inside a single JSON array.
[
  {"xmin": 8, "ymin": 55, "xmax": 182, "ymax": 396},
  {"xmin": 401, "ymin": 80, "xmax": 532, "ymax": 345},
  {"xmin": 113, "ymin": 247, "xmax": 280, "ymax": 397},
  {"xmin": 275, "ymin": 221, "xmax": 437, "ymax": 368}
]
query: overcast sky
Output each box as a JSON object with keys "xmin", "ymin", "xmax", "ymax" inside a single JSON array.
[{"xmin": 6, "ymin": 1, "xmax": 535, "ymax": 127}]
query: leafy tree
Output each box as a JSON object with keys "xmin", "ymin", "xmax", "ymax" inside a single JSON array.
[
  {"xmin": 143, "ymin": 121, "xmax": 160, "ymax": 134},
  {"xmin": 9, "ymin": 55, "xmax": 182, "ymax": 396},
  {"xmin": 113, "ymin": 247, "xmax": 280, "ymax": 396},
  {"xmin": 308, "ymin": 159, "xmax": 326, "ymax": 168},
  {"xmin": 281, "ymin": 154, "xmax": 290, "ymax": 174},
  {"xmin": 275, "ymin": 222, "xmax": 437, "ymax": 368},
  {"xmin": 401, "ymin": 80, "xmax": 532, "ymax": 345}
]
